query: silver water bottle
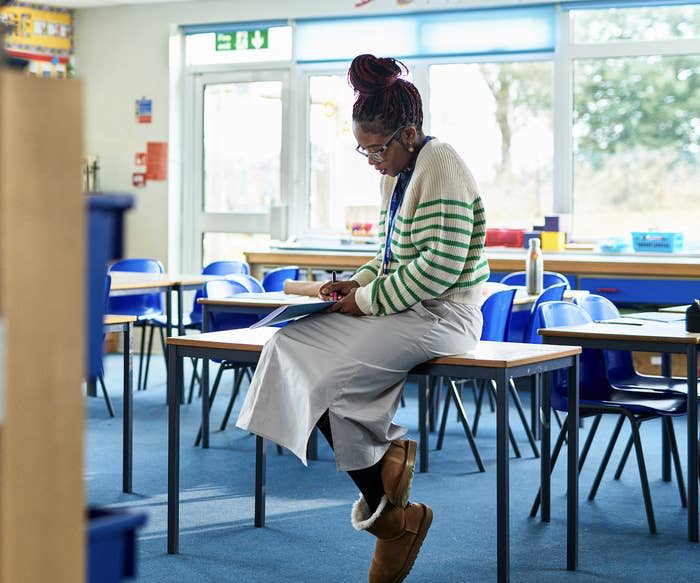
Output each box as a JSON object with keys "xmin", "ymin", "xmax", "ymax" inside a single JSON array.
[{"xmin": 525, "ymin": 237, "xmax": 544, "ymax": 295}]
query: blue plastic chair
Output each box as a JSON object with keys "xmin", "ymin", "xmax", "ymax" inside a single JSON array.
[
  {"xmin": 192, "ymin": 277, "xmax": 264, "ymax": 446},
  {"xmin": 435, "ymin": 288, "xmax": 519, "ymax": 470},
  {"xmin": 501, "ymin": 271, "xmax": 570, "ymax": 342},
  {"xmin": 574, "ymin": 294, "xmax": 693, "ymax": 480},
  {"xmin": 530, "ymin": 301, "xmax": 687, "ymax": 533},
  {"xmin": 262, "ymin": 265, "xmax": 300, "ymax": 292},
  {"xmin": 96, "ymin": 274, "xmax": 115, "ymax": 417},
  {"xmin": 522, "ymin": 283, "xmax": 569, "ymax": 344},
  {"xmin": 499, "ymin": 270, "xmax": 571, "ymax": 289},
  {"xmin": 107, "ymin": 258, "xmax": 165, "ymax": 392}
]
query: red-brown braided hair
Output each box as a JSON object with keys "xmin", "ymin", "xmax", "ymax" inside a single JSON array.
[{"xmin": 348, "ymin": 54, "xmax": 423, "ymax": 134}]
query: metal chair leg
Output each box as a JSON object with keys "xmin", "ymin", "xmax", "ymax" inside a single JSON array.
[
  {"xmin": 509, "ymin": 378, "xmax": 539, "ymax": 457},
  {"xmin": 588, "ymin": 416, "xmax": 625, "ymax": 501},
  {"xmin": 98, "ymin": 375, "xmax": 115, "ymax": 417},
  {"xmin": 142, "ymin": 324, "xmax": 156, "ymax": 392},
  {"xmin": 137, "ymin": 323, "xmax": 146, "ymax": 391},
  {"xmin": 472, "ymin": 380, "xmax": 486, "ymax": 435},
  {"xmin": 194, "ymin": 363, "xmax": 226, "ymax": 447},
  {"xmin": 220, "ymin": 366, "xmax": 246, "ymax": 431},
  {"xmin": 614, "ymin": 435, "xmax": 634, "ymax": 480},
  {"xmin": 663, "ymin": 416, "xmax": 687, "ymax": 508},
  {"xmin": 187, "ymin": 358, "xmax": 199, "ymax": 404},
  {"xmin": 448, "ymin": 380, "xmax": 485, "ymax": 472},
  {"xmin": 628, "ymin": 416, "xmax": 656, "ymax": 534},
  {"xmin": 436, "ymin": 385, "xmax": 451, "ymax": 451},
  {"xmin": 489, "ymin": 381, "xmax": 521, "ymax": 458},
  {"xmin": 530, "ymin": 415, "xmax": 569, "ymax": 517}
]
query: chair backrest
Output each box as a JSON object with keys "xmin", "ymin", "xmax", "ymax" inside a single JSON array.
[
  {"xmin": 189, "ymin": 261, "xmax": 252, "ymax": 323},
  {"xmin": 107, "ymin": 258, "xmax": 164, "ymax": 317},
  {"xmin": 262, "ymin": 266, "xmax": 300, "ymax": 292},
  {"xmin": 480, "ymin": 288, "xmax": 517, "ymax": 342},
  {"xmin": 500, "ymin": 270, "xmax": 571, "ymax": 289},
  {"xmin": 227, "ymin": 273, "xmax": 264, "ymax": 293},
  {"xmin": 523, "ymin": 283, "xmax": 568, "ymax": 344},
  {"xmin": 538, "ymin": 301, "xmax": 611, "ymax": 408},
  {"xmin": 573, "ymin": 294, "xmax": 637, "ymax": 383},
  {"xmin": 202, "ymin": 279, "xmax": 260, "ymax": 331},
  {"xmin": 202, "ymin": 260, "xmax": 249, "ymax": 276}
]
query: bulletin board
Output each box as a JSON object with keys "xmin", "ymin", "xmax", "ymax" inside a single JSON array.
[{"xmin": 0, "ymin": 1, "xmax": 73, "ymax": 58}]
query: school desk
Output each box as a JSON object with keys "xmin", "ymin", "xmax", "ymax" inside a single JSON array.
[{"xmin": 165, "ymin": 328, "xmax": 581, "ymax": 582}]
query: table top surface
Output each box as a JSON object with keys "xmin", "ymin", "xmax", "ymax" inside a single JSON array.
[
  {"xmin": 539, "ymin": 320, "xmax": 700, "ymax": 344},
  {"xmin": 103, "ymin": 314, "xmax": 137, "ymax": 325},
  {"xmin": 168, "ymin": 328, "xmax": 581, "ymax": 368},
  {"xmin": 109, "ymin": 271, "xmax": 221, "ymax": 291}
]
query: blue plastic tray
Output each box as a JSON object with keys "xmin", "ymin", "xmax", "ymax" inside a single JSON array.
[
  {"xmin": 87, "ymin": 507, "xmax": 147, "ymax": 583},
  {"xmin": 631, "ymin": 231, "xmax": 683, "ymax": 253}
]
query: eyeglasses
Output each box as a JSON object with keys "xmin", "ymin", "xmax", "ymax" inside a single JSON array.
[{"xmin": 355, "ymin": 126, "xmax": 405, "ymax": 163}]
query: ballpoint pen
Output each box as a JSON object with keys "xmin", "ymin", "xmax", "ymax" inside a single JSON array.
[{"xmin": 331, "ymin": 271, "xmax": 338, "ymax": 301}]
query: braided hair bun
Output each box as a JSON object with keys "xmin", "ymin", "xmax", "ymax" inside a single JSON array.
[{"xmin": 348, "ymin": 54, "xmax": 423, "ymax": 132}]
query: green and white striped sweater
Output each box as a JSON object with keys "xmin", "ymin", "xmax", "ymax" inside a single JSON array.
[{"xmin": 352, "ymin": 139, "xmax": 489, "ymax": 316}]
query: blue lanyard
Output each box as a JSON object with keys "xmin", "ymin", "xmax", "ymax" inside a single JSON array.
[
  {"xmin": 382, "ymin": 171, "xmax": 410, "ymax": 274},
  {"xmin": 382, "ymin": 136, "xmax": 432, "ymax": 275}
]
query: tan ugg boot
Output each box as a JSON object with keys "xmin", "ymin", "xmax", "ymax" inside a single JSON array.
[
  {"xmin": 380, "ymin": 439, "xmax": 417, "ymax": 508},
  {"xmin": 351, "ymin": 495, "xmax": 433, "ymax": 583}
]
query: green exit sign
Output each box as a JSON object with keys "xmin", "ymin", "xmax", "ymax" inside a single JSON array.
[{"xmin": 215, "ymin": 29, "xmax": 269, "ymax": 51}]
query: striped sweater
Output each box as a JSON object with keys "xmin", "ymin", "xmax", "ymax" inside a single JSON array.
[{"xmin": 352, "ymin": 138, "xmax": 489, "ymax": 316}]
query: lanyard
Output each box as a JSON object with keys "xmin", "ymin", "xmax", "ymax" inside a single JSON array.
[
  {"xmin": 382, "ymin": 172, "xmax": 410, "ymax": 274},
  {"xmin": 382, "ymin": 136, "xmax": 432, "ymax": 275}
]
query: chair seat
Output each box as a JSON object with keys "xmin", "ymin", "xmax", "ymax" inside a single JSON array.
[
  {"xmin": 610, "ymin": 373, "xmax": 691, "ymax": 395},
  {"xmin": 556, "ymin": 388, "xmax": 687, "ymax": 416}
]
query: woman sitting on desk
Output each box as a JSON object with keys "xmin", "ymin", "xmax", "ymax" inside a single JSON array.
[{"xmin": 237, "ymin": 54, "xmax": 489, "ymax": 583}]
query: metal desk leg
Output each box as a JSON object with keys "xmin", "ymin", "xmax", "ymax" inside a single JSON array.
[
  {"xmin": 540, "ymin": 371, "xmax": 551, "ymax": 523},
  {"xmin": 418, "ymin": 376, "xmax": 429, "ymax": 473},
  {"xmin": 165, "ymin": 288, "xmax": 172, "ymax": 366},
  {"xmin": 122, "ymin": 323, "xmax": 133, "ymax": 494},
  {"xmin": 167, "ymin": 344, "xmax": 183, "ymax": 554},
  {"xmin": 177, "ymin": 286, "xmax": 185, "ymax": 337},
  {"xmin": 201, "ymin": 306, "xmax": 210, "ymax": 448},
  {"xmin": 661, "ymin": 353, "xmax": 672, "ymax": 482},
  {"xmin": 688, "ymin": 345, "xmax": 698, "ymax": 542},
  {"xmin": 255, "ymin": 436, "xmax": 267, "ymax": 527},
  {"xmin": 531, "ymin": 373, "xmax": 541, "ymax": 440},
  {"xmin": 495, "ymin": 369, "xmax": 509, "ymax": 583},
  {"xmin": 567, "ymin": 356, "xmax": 580, "ymax": 571}
]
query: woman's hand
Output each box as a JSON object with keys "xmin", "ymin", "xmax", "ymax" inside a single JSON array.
[
  {"xmin": 325, "ymin": 287, "xmax": 365, "ymax": 316},
  {"xmin": 319, "ymin": 279, "xmax": 359, "ymax": 301}
]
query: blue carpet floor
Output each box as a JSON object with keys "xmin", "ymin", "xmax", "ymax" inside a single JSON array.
[{"xmin": 87, "ymin": 353, "xmax": 700, "ymax": 582}]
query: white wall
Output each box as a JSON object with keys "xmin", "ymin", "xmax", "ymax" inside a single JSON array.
[{"xmin": 73, "ymin": 0, "xmax": 558, "ymax": 269}]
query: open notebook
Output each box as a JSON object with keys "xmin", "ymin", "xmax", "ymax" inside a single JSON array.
[{"xmin": 250, "ymin": 299, "xmax": 334, "ymax": 328}]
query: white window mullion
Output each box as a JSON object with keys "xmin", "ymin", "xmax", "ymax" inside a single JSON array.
[{"xmin": 553, "ymin": 6, "xmax": 573, "ymax": 216}]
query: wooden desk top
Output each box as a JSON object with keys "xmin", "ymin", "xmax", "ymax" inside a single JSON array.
[
  {"xmin": 109, "ymin": 271, "xmax": 220, "ymax": 291},
  {"xmin": 168, "ymin": 328, "xmax": 580, "ymax": 368},
  {"xmin": 198, "ymin": 292, "xmax": 322, "ymax": 309},
  {"xmin": 103, "ymin": 314, "xmax": 137, "ymax": 325},
  {"xmin": 539, "ymin": 321, "xmax": 700, "ymax": 344},
  {"xmin": 245, "ymin": 248, "xmax": 700, "ymax": 278}
]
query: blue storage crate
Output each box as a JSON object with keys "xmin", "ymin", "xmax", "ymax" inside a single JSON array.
[
  {"xmin": 86, "ymin": 194, "xmax": 134, "ymax": 380},
  {"xmin": 631, "ymin": 231, "xmax": 683, "ymax": 253},
  {"xmin": 88, "ymin": 507, "xmax": 147, "ymax": 583}
]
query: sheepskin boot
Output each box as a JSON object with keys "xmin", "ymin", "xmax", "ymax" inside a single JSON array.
[
  {"xmin": 380, "ymin": 439, "xmax": 417, "ymax": 508},
  {"xmin": 352, "ymin": 495, "xmax": 433, "ymax": 583}
]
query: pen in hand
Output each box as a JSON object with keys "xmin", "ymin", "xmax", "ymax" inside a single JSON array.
[{"xmin": 331, "ymin": 271, "xmax": 338, "ymax": 301}]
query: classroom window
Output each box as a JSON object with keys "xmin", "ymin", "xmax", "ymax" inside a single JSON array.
[
  {"xmin": 307, "ymin": 74, "xmax": 383, "ymax": 233},
  {"xmin": 429, "ymin": 61, "xmax": 554, "ymax": 229},
  {"xmin": 571, "ymin": 4, "xmax": 700, "ymax": 44},
  {"xmin": 203, "ymin": 80, "xmax": 282, "ymax": 213},
  {"xmin": 202, "ymin": 232, "xmax": 271, "ymax": 268},
  {"xmin": 572, "ymin": 53, "xmax": 700, "ymax": 239}
]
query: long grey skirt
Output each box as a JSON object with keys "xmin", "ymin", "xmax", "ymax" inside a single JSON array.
[{"xmin": 236, "ymin": 299, "xmax": 482, "ymax": 471}]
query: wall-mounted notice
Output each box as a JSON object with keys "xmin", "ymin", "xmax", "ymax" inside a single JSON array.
[
  {"xmin": 132, "ymin": 172, "xmax": 146, "ymax": 188},
  {"xmin": 135, "ymin": 97, "xmax": 152, "ymax": 123},
  {"xmin": 146, "ymin": 142, "xmax": 167, "ymax": 181},
  {"xmin": 0, "ymin": 2, "xmax": 72, "ymax": 57},
  {"xmin": 135, "ymin": 152, "xmax": 147, "ymax": 166}
]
